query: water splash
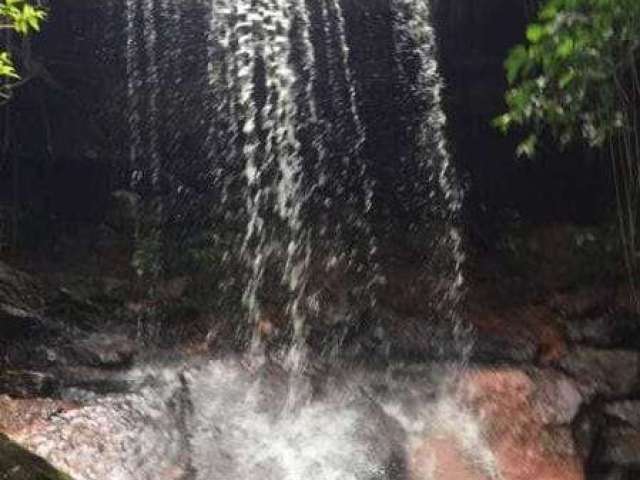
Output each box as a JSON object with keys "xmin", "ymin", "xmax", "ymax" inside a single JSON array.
[{"xmin": 10, "ymin": 360, "xmax": 501, "ymax": 480}]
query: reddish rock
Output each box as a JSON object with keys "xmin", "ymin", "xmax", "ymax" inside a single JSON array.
[
  {"xmin": 410, "ymin": 436, "xmax": 490, "ymax": 480},
  {"xmin": 459, "ymin": 369, "xmax": 585, "ymax": 480},
  {"xmin": 408, "ymin": 369, "xmax": 585, "ymax": 480},
  {"xmin": 0, "ymin": 395, "xmax": 79, "ymax": 437}
]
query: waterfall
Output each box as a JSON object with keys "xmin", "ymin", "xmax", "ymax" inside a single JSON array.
[
  {"xmin": 123, "ymin": 0, "xmax": 469, "ymax": 370},
  {"xmin": 317, "ymin": 0, "xmax": 368, "ymax": 242},
  {"xmin": 232, "ymin": 0, "xmax": 271, "ymax": 360},
  {"xmin": 13, "ymin": 4, "xmax": 496, "ymax": 478},
  {"xmin": 124, "ymin": 0, "xmax": 165, "ymax": 284},
  {"xmin": 391, "ymin": 0, "xmax": 469, "ymax": 360},
  {"xmin": 206, "ymin": 0, "xmax": 237, "ymax": 208}
]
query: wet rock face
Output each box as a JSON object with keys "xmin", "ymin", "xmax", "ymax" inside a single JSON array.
[
  {"xmin": 66, "ymin": 333, "xmax": 137, "ymax": 369},
  {"xmin": 590, "ymin": 401, "xmax": 640, "ymax": 471},
  {"xmin": 0, "ymin": 396, "xmax": 78, "ymax": 438},
  {"xmin": 409, "ymin": 436, "xmax": 491, "ymax": 480},
  {"xmin": 565, "ymin": 314, "xmax": 640, "ymax": 349},
  {"xmin": 0, "ymin": 262, "xmax": 48, "ymax": 339}
]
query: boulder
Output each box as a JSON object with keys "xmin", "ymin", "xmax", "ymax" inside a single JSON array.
[
  {"xmin": 547, "ymin": 287, "xmax": 613, "ymax": 318},
  {"xmin": 409, "ymin": 436, "xmax": 491, "ymax": 480},
  {"xmin": 557, "ymin": 347, "xmax": 640, "ymax": 397},
  {"xmin": 407, "ymin": 368, "xmax": 586, "ymax": 480},
  {"xmin": 599, "ymin": 427, "xmax": 640, "ymax": 468},
  {"xmin": 603, "ymin": 401, "xmax": 640, "ymax": 427},
  {"xmin": 597, "ymin": 400, "xmax": 640, "ymax": 469},
  {"xmin": 572, "ymin": 403, "xmax": 605, "ymax": 462},
  {"xmin": 566, "ymin": 314, "xmax": 640, "ymax": 350},
  {"xmin": 459, "ymin": 368, "xmax": 585, "ymax": 480}
]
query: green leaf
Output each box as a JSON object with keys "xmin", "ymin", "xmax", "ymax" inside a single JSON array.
[
  {"xmin": 540, "ymin": 4, "xmax": 559, "ymax": 20},
  {"xmin": 505, "ymin": 45, "xmax": 529, "ymax": 84},
  {"xmin": 559, "ymin": 69, "xmax": 576, "ymax": 88},
  {"xmin": 557, "ymin": 37, "xmax": 574, "ymax": 57},
  {"xmin": 516, "ymin": 134, "xmax": 538, "ymax": 158},
  {"xmin": 492, "ymin": 114, "xmax": 513, "ymax": 134},
  {"xmin": 526, "ymin": 24, "xmax": 547, "ymax": 43}
]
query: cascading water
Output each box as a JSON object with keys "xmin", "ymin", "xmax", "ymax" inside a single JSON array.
[
  {"xmin": 125, "ymin": 0, "xmax": 165, "ymax": 289},
  {"xmin": 142, "ymin": 0, "xmax": 160, "ymax": 193},
  {"xmin": 11, "ymin": 2, "xmax": 507, "ymax": 479},
  {"xmin": 391, "ymin": 0, "xmax": 469, "ymax": 362},
  {"xmin": 122, "ymin": 0, "xmax": 473, "ymax": 380},
  {"xmin": 196, "ymin": 0, "xmax": 383, "ymax": 372}
]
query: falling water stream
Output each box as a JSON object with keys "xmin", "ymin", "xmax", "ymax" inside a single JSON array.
[{"xmin": 10, "ymin": 1, "xmax": 502, "ymax": 479}]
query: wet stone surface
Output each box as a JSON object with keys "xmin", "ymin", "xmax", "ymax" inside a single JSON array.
[{"xmin": 3, "ymin": 359, "xmax": 594, "ymax": 480}]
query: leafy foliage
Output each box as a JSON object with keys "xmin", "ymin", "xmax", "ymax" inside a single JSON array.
[
  {"xmin": 495, "ymin": 0, "xmax": 640, "ymax": 156},
  {"xmin": 0, "ymin": 0, "xmax": 46, "ymax": 99},
  {"xmin": 496, "ymin": 0, "xmax": 640, "ymax": 296}
]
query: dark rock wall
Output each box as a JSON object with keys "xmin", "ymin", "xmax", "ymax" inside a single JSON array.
[
  {"xmin": 0, "ymin": 0, "xmax": 116, "ymax": 249},
  {"xmin": 0, "ymin": 0, "xmax": 616, "ymax": 253}
]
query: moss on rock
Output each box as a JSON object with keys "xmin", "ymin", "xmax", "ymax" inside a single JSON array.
[{"xmin": 0, "ymin": 434, "xmax": 73, "ymax": 480}]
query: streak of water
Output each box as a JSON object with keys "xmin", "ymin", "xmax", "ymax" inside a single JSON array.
[
  {"xmin": 232, "ymin": 1, "xmax": 272, "ymax": 362},
  {"xmin": 124, "ymin": 0, "xmax": 141, "ymax": 190},
  {"xmin": 391, "ymin": 0, "xmax": 470, "ymax": 363},
  {"xmin": 142, "ymin": 0, "xmax": 161, "ymax": 192},
  {"xmin": 259, "ymin": 0, "xmax": 312, "ymax": 376},
  {"xmin": 318, "ymin": 0, "xmax": 381, "ymax": 300},
  {"xmin": 206, "ymin": 0, "xmax": 236, "ymax": 205}
]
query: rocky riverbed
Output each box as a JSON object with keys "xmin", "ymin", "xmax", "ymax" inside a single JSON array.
[{"xmin": 2, "ymin": 224, "xmax": 640, "ymax": 479}]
